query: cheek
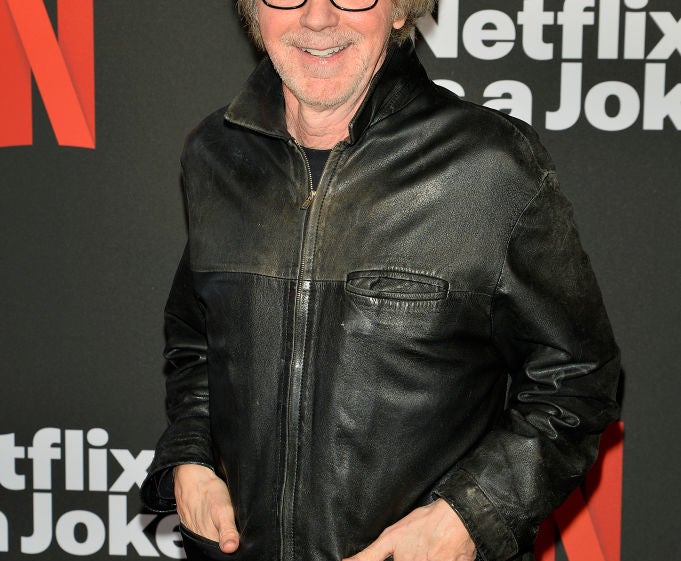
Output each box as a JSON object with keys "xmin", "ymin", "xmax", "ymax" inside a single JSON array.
[
  {"xmin": 258, "ymin": 24, "xmax": 275, "ymax": 49},
  {"xmin": 257, "ymin": 16, "xmax": 287, "ymax": 49},
  {"xmin": 358, "ymin": 18, "xmax": 395, "ymax": 48}
]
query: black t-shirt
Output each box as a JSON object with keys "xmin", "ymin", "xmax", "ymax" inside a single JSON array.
[{"xmin": 302, "ymin": 147, "xmax": 331, "ymax": 189}]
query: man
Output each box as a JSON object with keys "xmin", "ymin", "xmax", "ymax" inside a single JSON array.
[{"xmin": 142, "ymin": 0, "xmax": 621, "ymax": 560}]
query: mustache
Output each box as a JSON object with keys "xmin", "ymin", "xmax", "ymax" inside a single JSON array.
[{"xmin": 281, "ymin": 29, "xmax": 362, "ymax": 48}]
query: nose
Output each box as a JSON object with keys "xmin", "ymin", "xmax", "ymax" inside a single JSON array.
[{"xmin": 299, "ymin": 0, "xmax": 340, "ymax": 31}]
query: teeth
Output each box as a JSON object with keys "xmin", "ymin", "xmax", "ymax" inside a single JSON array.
[{"xmin": 303, "ymin": 45, "xmax": 345, "ymax": 57}]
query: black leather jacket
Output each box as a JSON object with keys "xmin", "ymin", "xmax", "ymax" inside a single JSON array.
[{"xmin": 142, "ymin": 42, "xmax": 620, "ymax": 561}]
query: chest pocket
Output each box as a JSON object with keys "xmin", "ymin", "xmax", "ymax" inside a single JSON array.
[{"xmin": 345, "ymin": 270, "xmax": 448, "ymax": 301}]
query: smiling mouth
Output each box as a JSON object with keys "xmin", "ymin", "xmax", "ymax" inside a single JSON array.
[{"xmin": 302, "ymin": 45, "xmax": 347, "ymax": 58}]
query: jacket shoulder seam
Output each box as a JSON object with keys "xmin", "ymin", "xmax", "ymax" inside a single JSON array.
[
  {"xmin": 432, "ymin": 88, "xmax": 553, "ymax": 178},
  {"xmin": 489, "ymin": 171, "xmax": 555, "ymax": 338}
]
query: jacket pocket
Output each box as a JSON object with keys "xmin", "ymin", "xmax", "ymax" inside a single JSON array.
[
  {"xmin": 345, "ymin": 270, "xmax": 448, "ymax": 301},
  {"xmin": 179, "ymin": 524, "xmax": 241, "ymax": 561}
]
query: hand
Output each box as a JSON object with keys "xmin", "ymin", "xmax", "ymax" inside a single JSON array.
[
  {"xmin": 173, "ymin": 464, "xmax": 240, "ymax": 553},
  {"xmin": 343, "ymin": 498, "xmax": 476, "ymax": 561}
]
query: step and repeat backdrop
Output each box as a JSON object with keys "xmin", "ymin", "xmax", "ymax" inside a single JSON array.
[{"xmin": 1, "ymin": 1, "xmax": 679, "ymax": 560}]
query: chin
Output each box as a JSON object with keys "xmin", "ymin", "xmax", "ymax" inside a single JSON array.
[
  {"xmin": 300, "ymin": 90, "xmax": 354, "ymax": 108},
  {"xmin": 288, "ymin": 78, "xmax": 363, "ymax": 110}
]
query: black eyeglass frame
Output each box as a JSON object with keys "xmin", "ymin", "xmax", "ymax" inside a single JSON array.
[{"xmin": 261, "ymin": 0, "xmax": 379, "ymax": 12}]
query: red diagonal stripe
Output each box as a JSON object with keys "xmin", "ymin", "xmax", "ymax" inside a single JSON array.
[
  {"xmin": 0, "ymin": 0, "xmax": 32, "ymax": 146},
  {"xmin": 585, "ymin": 421, "xmax": 624, "ymax": 561},
  {"xmin": 555, "ymin": 487, "xmax": 608, "ymax": 561},
  {"xmin": 58, "ymin": 0, "xmax": 95, "ymax": 138},
  {"xmin": 7, "ymin": 0, "xmax": 94, "ymax": 148}
]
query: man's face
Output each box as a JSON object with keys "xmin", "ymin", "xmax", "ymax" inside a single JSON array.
[{"xmin": 258, "ymin": 0, "xmax": 405, "ymax": 110}]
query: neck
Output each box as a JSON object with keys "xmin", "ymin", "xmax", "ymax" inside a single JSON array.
[{"xmin": 283, "ymin": 86, "xmax": 365, "ymax": 149}]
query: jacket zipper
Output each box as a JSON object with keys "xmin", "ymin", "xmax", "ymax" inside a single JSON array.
[
  {"xmin": 280, "ymin": 140, "xmax": 317, "ymax": 561},
  {"xmin": 299, "ymin": 145, "xmax": 316, "ymax": 209}
]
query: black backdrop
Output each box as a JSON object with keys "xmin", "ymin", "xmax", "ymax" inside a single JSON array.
[{"xmin": 1, "ymin": 1, "xmax": 679, "ymax": 559}]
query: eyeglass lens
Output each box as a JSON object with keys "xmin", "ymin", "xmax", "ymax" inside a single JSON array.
[{"xmin": 262, "ymin": 0, "xmax": 379, "ymax": 12}]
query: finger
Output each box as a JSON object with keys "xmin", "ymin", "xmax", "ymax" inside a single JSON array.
[
  {"xmin": 215, "ymin": 508, "xmax": 240, "ymax": 553},
  {"xmin": 342, "ymin": 537, "xmax": 393, "ymax": 561}
]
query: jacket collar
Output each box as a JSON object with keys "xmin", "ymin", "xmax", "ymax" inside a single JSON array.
[{"xmin": 224, "ymin": 40, "xmax": 430, "ymax": 144}]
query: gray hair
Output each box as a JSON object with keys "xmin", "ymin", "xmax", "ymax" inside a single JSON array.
[{"xmin": 236, "ymin": 0, "xmax": 436, "ymax": 49}]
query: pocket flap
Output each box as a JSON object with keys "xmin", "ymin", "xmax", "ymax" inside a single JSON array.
[{"xmin": 346, "ymin": 270, "xmax": 448, "ymax": 300}]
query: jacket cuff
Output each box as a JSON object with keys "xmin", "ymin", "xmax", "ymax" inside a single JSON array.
[
  {"xmin": 433, "ymin": 469, "xmax": 518, "ymax": 561},
  {"xmin": 141, "ymin": 461, "xmax": 215, "ymax": 513},
  {"xmin": 140, "ymin": 417, "xmax": 215, "ymax": 512}
]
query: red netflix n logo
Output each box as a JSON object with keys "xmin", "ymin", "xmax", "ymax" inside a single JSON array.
[
  {"xmin": 536, "ymin": 422, "xmax": 624, "ymax": 561},
  {"xmin": 1, "ymin": 0, "xmax": 95, "ymax": 148}
]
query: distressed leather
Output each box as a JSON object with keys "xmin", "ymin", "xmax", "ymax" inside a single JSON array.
[{"xmin": 142, "ymin": 42, "xmax": 621, "ymax": 561}]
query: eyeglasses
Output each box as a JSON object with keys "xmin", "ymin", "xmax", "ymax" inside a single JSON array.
[{"xmin": 261, "ymin": 0, "xmax": 379, "ymax": 12}]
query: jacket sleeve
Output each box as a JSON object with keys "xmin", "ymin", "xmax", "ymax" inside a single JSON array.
[
  {"xmin": 141, "ymin": 244, "xmax": 215, "ymax": 512},
  {"xmin": 433, "ymin": 172, "xmax": 621, "ymax": 560}
]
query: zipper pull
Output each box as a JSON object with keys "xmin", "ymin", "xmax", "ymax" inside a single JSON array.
[{"xmin": 301, "ymin": 189, "xmax": 316, "ymax": 210}]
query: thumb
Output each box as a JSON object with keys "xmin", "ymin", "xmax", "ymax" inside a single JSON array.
[
  {"xmin": 343, "ymin": 537, "xmax": 393, "ymax": 561},
  {"xmin": 215, "ymin": 509, "xmax": 240, "ymax": 553}
]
